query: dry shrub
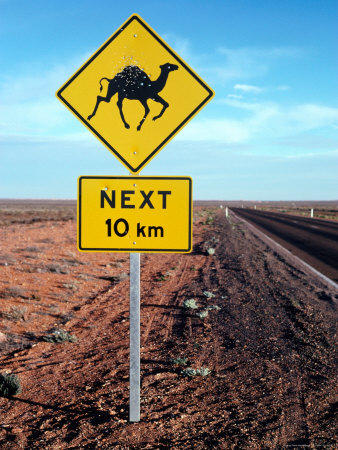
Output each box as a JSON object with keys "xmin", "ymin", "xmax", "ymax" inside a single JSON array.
[
  {"xmin": 1, "ymin": 306, "xmax": 27, "ymax": 321},
  {"xmin": 0, "ymin": 373, "xmax": 22, "ymax": 397}
]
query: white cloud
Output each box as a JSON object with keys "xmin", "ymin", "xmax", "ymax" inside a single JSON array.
[
  {"xmin": 276, "ymin": 135, "xmax": 338, "ymax": 150},
  {"xmin": 0, "ymin": 131, "xmax": 90, "ymax": 146},
  {"xmin": 204, "ymin": 48, "xmax": 267, "ymax": 83},
  {"xmin": 0, "ymin": 53, "xmax": 92, "ymax": 136},
  {"xmin": 277, "ymin": 85, "xmax": 290, "ymax": 91},
  {"xmin": 228, "ymin": 99, "xmax": 338, "ymax": 132},
  {"xmin": 227, "ymin": 94, "xmax": 243, "ymax": 99},
  {"xmin": 0, "ymin": 43, "xmax": 304, "ymax": 139},
  {"xmin": 161, "ymin": 34, "xmax": 204, "ymax": 70},
  {"xmin": 234, "ymin": 84, "xmax": 263, "ymax": 93},
  {"xmin": 0, "ymin": 101, "xmax": 69, "ymax": 135},
  {"xmin": 218, "ymin": 97, "xmax": 265, "ymax": 111},
  {"xmin": 177, "ymin": 118, "xmax": 249, "ymax": 144},
  {"xmin": 1, "ymin": 43, "xmax": 336, "ymax": 169},
  {"xmin": 179, "ymin": 99, "xmax": 338, "ymax": 148},
  {"xmin": 202, "ymin": 46, "xmax": 304, "ymax": 84},
  {"xmin": 282, "ymin": 149, "xmax": 338, "ymax": 159},
  {"xmin": 286, "ymin": 104, "xmax": 338, "ymax": 130}
]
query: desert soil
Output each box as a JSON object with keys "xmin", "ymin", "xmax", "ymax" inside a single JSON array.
[{"xmin": 0, "ymin": 206, "xmax": 337, "ymax": 449}]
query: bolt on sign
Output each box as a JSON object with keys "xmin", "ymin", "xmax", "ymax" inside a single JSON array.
[
  {"xmin": 78, "ymin": 176, "xmax": 192, "ymax": 253},
  {"xmin": 56, "ymin": 14, "xmax": 214, "ymax": 173}
]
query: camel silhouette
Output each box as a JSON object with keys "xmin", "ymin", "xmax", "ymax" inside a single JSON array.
[{"xmin": 87, "ymin": 63, "xmax": 179, "ymax": 131}]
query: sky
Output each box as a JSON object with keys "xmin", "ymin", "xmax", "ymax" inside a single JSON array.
[{"xmin": 1, "ymin": 0, "xmax": 337, "ymax": 200}]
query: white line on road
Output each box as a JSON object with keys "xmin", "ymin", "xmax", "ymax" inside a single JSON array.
[{"xmin": 231, "ymin": 211, "xmax": 338, "ymax": 291}]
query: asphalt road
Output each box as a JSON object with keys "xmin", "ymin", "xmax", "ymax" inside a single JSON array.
[{"xmin": 231, "ymin": 208, "xmax": 338, "ymax": 284}]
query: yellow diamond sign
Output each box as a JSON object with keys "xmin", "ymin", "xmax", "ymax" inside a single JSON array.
[{"xmin": 56, "ymin": 14, "xmax": 214, "ymax": 173}]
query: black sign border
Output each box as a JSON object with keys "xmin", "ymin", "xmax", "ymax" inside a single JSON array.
[{"xmin": 57, "ymin": 15, "xmax": 214, "ymax": 173}]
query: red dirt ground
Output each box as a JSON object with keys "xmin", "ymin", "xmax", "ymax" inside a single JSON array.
[{"xmin": 0, "ymin": 206, "xmax": 337, "ymax": 448}]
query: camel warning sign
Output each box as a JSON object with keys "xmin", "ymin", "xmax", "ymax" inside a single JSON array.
[
  {"xmin": 56, "ymin": 14, "xmax": 214, "ymax": 173},
  {"xmin": 78, "ymin": 176, "xmax": 192, "ymax": 252}
]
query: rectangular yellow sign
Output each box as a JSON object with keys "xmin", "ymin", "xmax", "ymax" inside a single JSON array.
[{"xmin": 78, "ymin": 176, "xmax": 192, "ymax": 253}]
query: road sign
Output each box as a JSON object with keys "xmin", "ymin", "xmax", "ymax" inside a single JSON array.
[
  {"xmin": 78, "ymin": 176, "xmax": 192, "ymax": 252},
  {"xmin": 56, "ymin": 14, "xmax": 214, "ymax": 173}
]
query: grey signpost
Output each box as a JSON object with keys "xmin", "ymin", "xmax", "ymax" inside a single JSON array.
[
  {"xmin": 129, "ymin": 252, "xmax": 140, "ymax": 422},
  {"xmin": 56, "ymin": 13, "xmax": 214, "ymax": 424}
]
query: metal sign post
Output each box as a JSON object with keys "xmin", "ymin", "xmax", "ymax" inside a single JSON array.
[
  {"xmin": 129, "ymin": 252, "xmax": 140, "ymax": 422},
  {"xmin": 77, "ymin": 175, "xmax": 192, "ymax": 421},
  {"xmin": 57, "ymin": 13, "xmax": 214, "ymax": 424}
]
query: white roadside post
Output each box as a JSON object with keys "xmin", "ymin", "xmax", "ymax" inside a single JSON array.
[{"xmin": 311, "ymin": 208, "xmax": 314, "ymax": 218}]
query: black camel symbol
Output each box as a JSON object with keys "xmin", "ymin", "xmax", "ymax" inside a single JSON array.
[{"xmin": 87, "ymin": 63, "xmax": 179, "ymax": 131}]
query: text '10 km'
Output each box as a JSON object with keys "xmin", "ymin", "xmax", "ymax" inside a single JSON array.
[{"xmin": 105, "ymin": 219, "xmax": 164, "ymax": 238}]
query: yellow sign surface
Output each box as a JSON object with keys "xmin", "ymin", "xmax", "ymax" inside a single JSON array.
[
  {"xmin": 57, "ymin": 14, "xmax": 214, "ymax": 173},
  {"xmin": 78, "ymin": 176, "xmax": 192, "ymax": 252}
]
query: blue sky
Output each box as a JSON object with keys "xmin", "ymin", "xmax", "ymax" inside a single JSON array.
[{"xmin": 1, "ymin": 0, "xmax": 337, "ymax": 200}]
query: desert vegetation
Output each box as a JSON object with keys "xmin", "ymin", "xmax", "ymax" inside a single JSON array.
[{"xmin": 0, "ymin": 202, "xmax": 337, "ymax": 448}]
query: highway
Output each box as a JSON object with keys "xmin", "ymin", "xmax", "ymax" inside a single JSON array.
[{"xmin": 231, "ymin": 208, "xmax": 338, "ymax": 284}]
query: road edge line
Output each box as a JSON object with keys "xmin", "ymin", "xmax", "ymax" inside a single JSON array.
[{"xmin": 230, "ymin": 211, "xmax": 338, "ymax": 291}]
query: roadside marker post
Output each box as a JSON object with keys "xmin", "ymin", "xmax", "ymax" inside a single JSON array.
[{"xmin": 56, "ymin": 13, "xmax": 214, "ymax": 422}]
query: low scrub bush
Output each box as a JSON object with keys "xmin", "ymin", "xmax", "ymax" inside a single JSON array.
[
  {"xmin": 45, "ymin": 263, "xmax": 68, "ymax": 274},
  {"xmin": 196, "ymin": 310, "xmax": 209, "ymax": 319},
  {"xmin": 22, "ymin": 246, "xmax": 42, "ymax": 253},
  {"xmin": 203, "ymin": 291, "xmax": 216, "ymax": 299},
  {"xmin": 0, "ymin": 373, "xmax": 22, "ymax": 398},
  {"xmin": 290, "ymin": 298, "xmax": 302, "ymax": 309},
  {"xmin": 62, "ymin": 282, "xmax": 78, "ymax": 291},
  {"xmin": 111, "ymin": 272, "xmax": 129, "ymax": 282},
  {"xmin": 183, "ymin": 298, "xmax": 198, "ymax": 310},
  {"xmin": 0, "ymin": 286, "xmax": 26, "ymax": 299},
  {"xmin": 1, "ymin": 306, "xmax": 27, "ymax": 321},
  {"xmin": 206, "ymin": 305, "xmax": 221, "ymax": 311},
  {"xmin": 43, "ymin": 329, "xmax": 77, "ymax": 343},
  {"xmin": 0, "ymin": 255, "xmax": 16, "ymax": 266},
  {"xmin": 181, "ymin": 367, "xmax": 210, "ymax": 377},
  {"xmin": 62, "ymin": 257, "xmax": 86, "ymax": 266},
  {"xmin": 155, "ymin": 270, "xmax": 173, "ymax": 281},
  {"xmin": 171, "ymin": 357, "xmax": 188, "ymax": 366}
]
